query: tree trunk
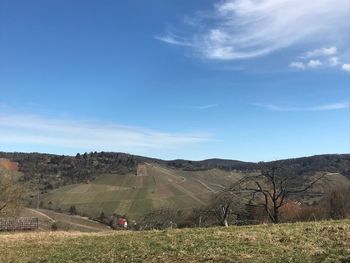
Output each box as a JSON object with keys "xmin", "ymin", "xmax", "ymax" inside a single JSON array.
[{"xmin": 273, "ymin": 201, "xmax": 279, "ymax": 223}]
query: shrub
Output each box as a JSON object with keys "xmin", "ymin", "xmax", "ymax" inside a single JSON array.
[{"xmin": 51, "ymin": 222, "xmax": 58, "ymax": 231}]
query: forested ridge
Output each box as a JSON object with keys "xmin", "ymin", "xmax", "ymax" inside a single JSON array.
[{"xmin": 0, "ymin": 151, "xmax": 349, "ymax": 193}]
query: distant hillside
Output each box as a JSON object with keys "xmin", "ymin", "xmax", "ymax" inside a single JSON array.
[
  {"xmin": 1, "ymin": 152, "xmax": 349, "ymax": 221},
  {"xmin": 0, "ymin": 152, "xmax": 349, "ymax": 193},
  {"xmin": 39, "ymin": 163, "xmax": 248, "ymax": 220},
  {"xmin": 261, "ymin": 154, "xmax": 350, "ymax": 177}
]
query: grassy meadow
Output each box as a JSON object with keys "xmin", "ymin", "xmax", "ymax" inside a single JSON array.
[{"xmin": 0, "ymin": 220, "xmax": 349, "ymax": 263}]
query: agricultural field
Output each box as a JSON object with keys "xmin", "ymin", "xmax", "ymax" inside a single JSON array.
[
  {"xmin": 39, "ymin": 162, "xmax": 350, "ymax": 221},
  {"xmin": 40, "ymin": 163, "xmax": 247, "ymax": 220},
  {"xmin": 0, "ymin": 220, "xmax": 349, "ymax": 262}
]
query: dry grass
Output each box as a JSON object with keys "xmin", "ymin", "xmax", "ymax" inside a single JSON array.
[{"xmin": 0, "ymin": 220, "xmax": 349, "ymax": 262}]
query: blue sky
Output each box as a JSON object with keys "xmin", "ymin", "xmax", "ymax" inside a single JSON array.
[{"xmin": 0, "ymin": 0, "xmax": 349, "ymax": 161}]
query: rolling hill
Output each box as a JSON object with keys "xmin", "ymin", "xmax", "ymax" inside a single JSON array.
[
  {"xmin": 1, "ymin": 152, "xmax": 349, "ymax": 195},
  {"xmin": 39, "ymin": 163, "xmax": 350, "ymax": 221},
  {"xmin": 39, "ymin": 163, "xmax": 248, "ymax": 219},
  {"xmin": 1, "ymin": 152, "xmax": 350, "ymax": 222},
  {"xmin": 0, "ymin": 152, "xmax": 350, "ymax": 222}
]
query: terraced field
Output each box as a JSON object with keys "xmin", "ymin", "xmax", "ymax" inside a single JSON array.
[
  {"xmin": 39, "ymin": 162, "xmax": 350, "ymax": 221},
  {"xmin": 40, "ymin": 163, "xmax": 245, "ymax": 220}
]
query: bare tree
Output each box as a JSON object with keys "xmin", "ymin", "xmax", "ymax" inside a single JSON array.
[
  {"xmin": 230, "ymin": 167, "xmax": 326, "ymax": 223},
  {"xmin": 327, "ymin": 186, "xmax": 350, "ymax": 219},
  {"xmin": 207, "ymin": 191, "xmax": 244, "ymax": 227}
]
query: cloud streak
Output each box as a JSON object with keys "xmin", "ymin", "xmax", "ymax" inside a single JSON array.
[
  {"xmin": 154, "ymin": 35, "xmax": 192, "ymax": 47},
  {"xmin": 302, "ymin": 47, "xmax": 338, "ymax": 58},
  {"xmin": 179, "ymin": 104, "xmax": 219, "ymax": 110},
  {"xmin": 254, "ymin": 102, "xmax": 350, "ymax": 112},
  {"xmin": 0, "ymin": 113, "xmax": 212, "ymax": 153},
  {"xmin": 156, "ymin": 0, "xmax": 349, "ymax": 60}
]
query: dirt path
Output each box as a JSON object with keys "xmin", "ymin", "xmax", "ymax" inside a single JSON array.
[
  {"xmin": 27, "ymin": 208, "xmax": 109, "ymax": 231},
  {"xmin": 26, "ymin": 208, "xmax": 55, "ymax": 222},
  {"xmin": 196, "ymin": 179, "xmax": 217, "ymax": 193},
  {"xmin": 145, "ymin": 162, "xmax": 186, "ymax": 182},
  {"xmin": 63, "ymin": 221, "xmax": 106, "ymax": 231},
  {"xmin": 209, "ymin": 183, "xmax": 226, "ymax": 189}
]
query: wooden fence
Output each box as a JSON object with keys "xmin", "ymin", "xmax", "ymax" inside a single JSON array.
[{"xmin": 0, "ymin": 217, "xmax": 38, "ymax": 231}]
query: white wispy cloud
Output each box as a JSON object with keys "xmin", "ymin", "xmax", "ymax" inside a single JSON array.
[
  {"xmin": 0, "ymin": 113, "xmax": 212, "ymax": 152},
  {"xmin": 307, "ymin": 60, "xmax": 323, "ymax": 68},
  {"xmin": 289, "ymin": 47, "xmax": 343, "ymax": 71},
  {"xmin": 302, "ymin": 47, "xmax": 337, "ymax": 58},
  {"xmin": 179, "ymin": 104, "xmax": 219, "ymax": 110},
  {"xmin": 311, "ymin": 103, "xmax": 350, "ymax": 111},
  {"xmin": 254, "ymin": 102, "xmax": 350, "ymax": 112},
  {"xmin": 289, "ymin": 62, "xmax": 306, "ymax": 70},
  {"xmin": 342, "ymin": 63, "xmax": 350, "ymax": 73},
  {"xmin": 154, "ymin": 34, "xmax": 192, "ymax": 47},
  {"xmin": 289, "ymin": 58, "xmax": 325, "ymax": 70},
  {"xmin": 156, "ymin": 0, "xmax": 349, "ymax": 60}
]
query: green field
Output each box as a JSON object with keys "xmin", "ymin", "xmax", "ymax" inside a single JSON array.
[
  {"xmin": 0, "ymin": 220, "xmax": 349, "ymax": 262},
  {"xmin": 40, "ymin": 163, "xmax": 246, "ymax": 219}
]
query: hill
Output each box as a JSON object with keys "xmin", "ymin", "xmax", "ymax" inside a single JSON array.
[
  {"xmin": 39, "ymin": 163, "xmax": 248, "ymax": 219},
  {"xmin": 1, "ymin": 152, "xmax": 349, "ymax": 221},
  {"xmin": 0, "ymin": 151, "xmax": 349, "ymax": 194},
  {"xmin": 0, "ymin": 219, "xmax": 349, "ymax": 262}
]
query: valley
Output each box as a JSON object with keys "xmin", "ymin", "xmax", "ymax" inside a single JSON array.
[{"xmin": 1, "ymin": 152, "xmax": 350, "ymax": 228}]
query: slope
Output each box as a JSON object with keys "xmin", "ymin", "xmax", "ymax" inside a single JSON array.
[
  {"xmin": 39, "ymin": 163, "xmax": 246, "ymax": 220},
  {"xmin": 0, "ymin": 220, "xmax": 349, "ymax": 263},
  {"xmin": 19, "ymin": 208, "xmax": 110, "ymax": 232}
]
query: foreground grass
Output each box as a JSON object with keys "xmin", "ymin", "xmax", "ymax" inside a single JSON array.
[{"xmin": 0, "ymin": 220, "xmax": 349, "ymax": 263}]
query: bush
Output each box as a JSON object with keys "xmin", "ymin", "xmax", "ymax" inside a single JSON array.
[
  {"xmin": 51, "ymin": 222, "xmax": 58, "ymax": 231},
  {"xmin": 69, "ymin": 205, "xmax": 77, "ymax": 215},
  {"xmin": 327, "ymin": 186, "xmax": 350, "ymax": 219}
]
